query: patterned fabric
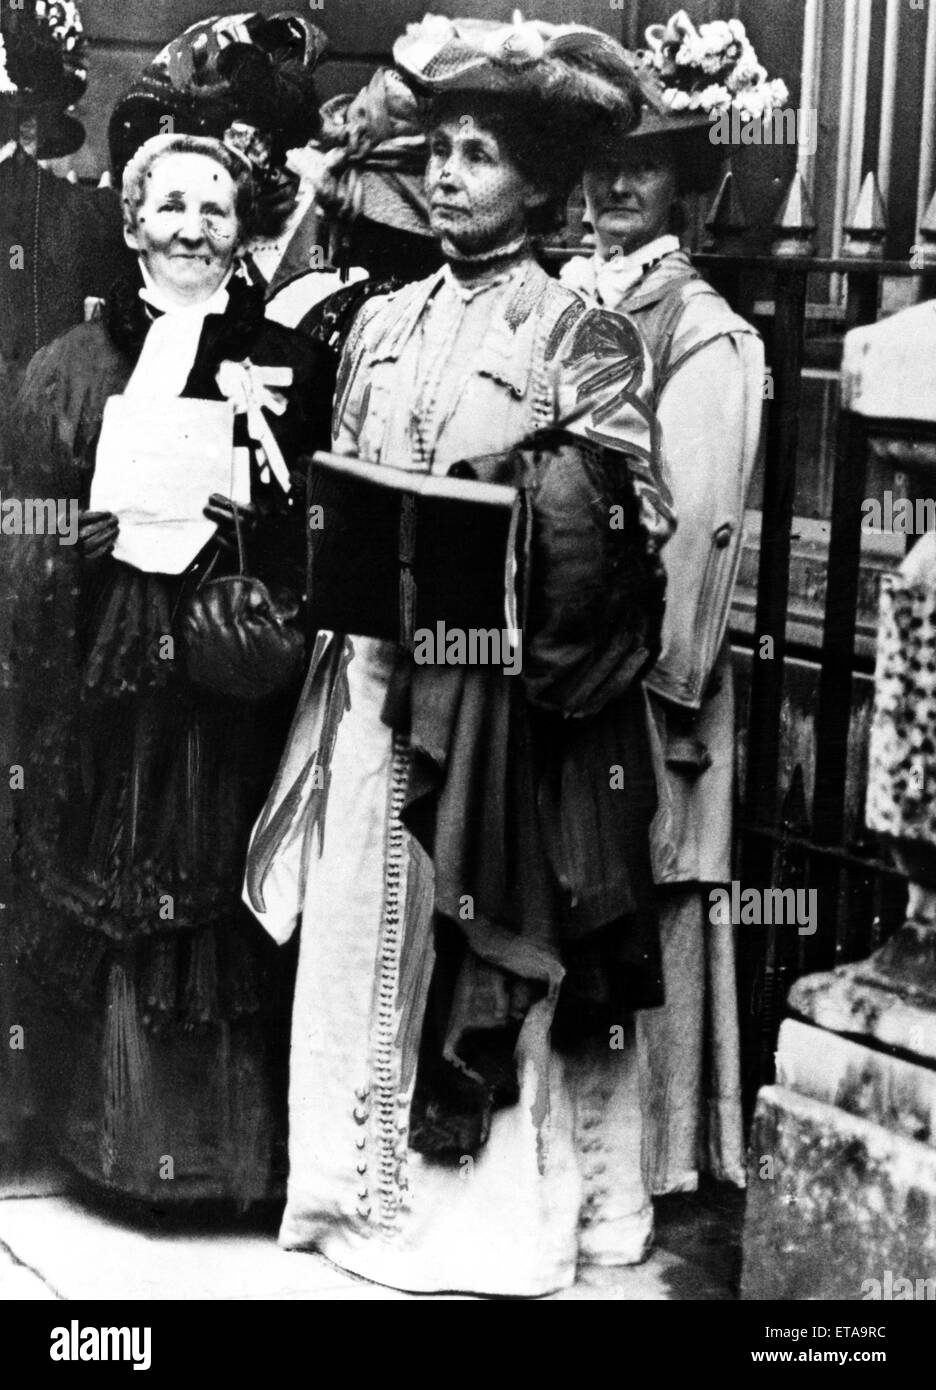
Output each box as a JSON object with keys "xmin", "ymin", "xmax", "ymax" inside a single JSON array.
[
  {"xmin": 867, "ymin": 533, "xmax": 936, "ymax": 847},
  {"xmin": 315, "ymin": 68, "xmax": 431, "ymax": 242},
  {"xmin": 331, "ymin": 256, "xmax": 674, "ymax": 545},
  {"xmin": 108, "ymin": 11, "xmax": 328, "ymax": 181}
]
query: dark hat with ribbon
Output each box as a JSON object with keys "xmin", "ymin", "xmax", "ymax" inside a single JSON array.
[
  {"xmin": 0, "ymin": 1, "xmax": 87, "ymax": 156},
  {"xmin": 108, "ymin": 11, "xmax": 328, "ymax": 181},
  {"xmin": 312, "ymin": 67, "xmax": 432, "ymax": 240}
]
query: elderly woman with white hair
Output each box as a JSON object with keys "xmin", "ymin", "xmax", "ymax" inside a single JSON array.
[{"xmin": 0, "ymin": 132, "xmax": 329, "ymax": 1205}]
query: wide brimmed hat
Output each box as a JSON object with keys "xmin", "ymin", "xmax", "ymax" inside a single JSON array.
[
  {"xmin": 109, "ymin": 11, "xmax": 328, "ymax": 180},
  {"xmin": 311, "ymin": 68, "xmax": 431, "ymax": 240},
  {"xmin": 624, "ymin": 9, "xmax": 788, "ymax": 140},
  {"xmin": 393, "ymin": 13, "xmax": 639, "ymax": 126},
  {"xmin": 0, "ymin": 1, "xmax": 87, "ymax": 154},
  {"xmin": 17, "ymin": 104, "xmax": 86, "ymax": 158}
]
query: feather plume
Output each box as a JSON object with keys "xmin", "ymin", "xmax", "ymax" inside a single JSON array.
[{"xmin": 394, "ymin": 15, "xmax": 641, "ymax": 130}]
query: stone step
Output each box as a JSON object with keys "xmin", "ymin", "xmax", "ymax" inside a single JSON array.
[
  {"xmin": 776, "ymin": 1018, "xmax": 936, "ymax": 1145},
  {"xmin": 742, "ymin": 1084, "xmax": 936, "ymax": 1300}
]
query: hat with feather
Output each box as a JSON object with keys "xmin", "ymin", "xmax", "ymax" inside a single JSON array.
[
  {"xmin": 108, "ymin": 11, "xmax": 328, "ymax": 182},
  {"xmin": 0, "ymin": 1, "xmax": 87, "ymax": 157},
  {"xmin": 392, "ymin": 11, "xmax": 642, "ymax": 214},
  {"xmin": 394, "ymin": 12, "xmax": 640, "ymax": 125}
]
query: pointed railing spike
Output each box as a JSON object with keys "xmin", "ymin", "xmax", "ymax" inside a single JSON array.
[
  {"xmin": 844, "ymin": 171, "xmax": 888, "ymax": 258},
  {"xmin": 921, "ymin": 187, "xmax": 936, "ymax": 235},
  {"xmin": 772, "ymin": 171, "xmax": 817, "ymax": 257},
  {"xmin": 911, "ymin": 187, "xmax": 936, "ymax": 268},
  {"xmin": 704, "ymin": 166, "xmax": 749, "ymax": 252}
]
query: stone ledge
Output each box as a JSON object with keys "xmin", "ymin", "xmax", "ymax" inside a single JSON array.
[
  {"xmin": 742, "ymin": 1084, "xmax": 936, "ymax": 1300},
  {"xmin": 788, "ymin": 939, "xmax": 936, "ymax": 1067}
]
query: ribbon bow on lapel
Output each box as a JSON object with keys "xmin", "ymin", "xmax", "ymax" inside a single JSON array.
[{"xmin": 216, "ymin": 359, "xmax": 295, "ymax": 492}]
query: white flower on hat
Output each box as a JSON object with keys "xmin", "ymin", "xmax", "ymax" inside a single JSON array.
[
  {"xmin": 43, "ymin": 1, "xmax": 84, "ymax": 50},
  {"xmin": 728, "ymin": 56, "xmax": 766, "ymax": 92},
  {"xmin": 396, "ymin": 13, "xmax": 457, "ymax": 72},
  {"xmin": 702, "ymin": 52, "xmax": 731, "ymax": 76},
  {"xmin": 701, "ymin": 21, "xmax": 736, "ymax": 52},
  {"xmin": 698, "ymin": 83, "xmax": 731, "ymax": 114},
  {"xmin": 640, "ymin": 9, "xmax": 787, "ymax": 123}
]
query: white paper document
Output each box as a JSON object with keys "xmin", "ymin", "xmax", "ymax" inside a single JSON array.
[{"xmin": 90, "ymin": 396, "xmax": 250, "ymax": 574}]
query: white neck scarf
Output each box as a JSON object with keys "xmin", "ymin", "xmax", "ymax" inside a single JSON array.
[
  {"xmin": 559, "ymin": 234, "xmax": 680, "ymax": 310},
  {"xmin": 123, "ymin": 263, "xmax": 234, "ymax": 398}
]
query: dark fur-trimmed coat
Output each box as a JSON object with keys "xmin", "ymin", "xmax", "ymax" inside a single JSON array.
[{"xmin": 1, "ymin": 270, "xmax": 329, "ymax": 1011}]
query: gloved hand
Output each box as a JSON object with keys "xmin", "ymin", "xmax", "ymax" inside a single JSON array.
[
  {"xmin": 204, "ymin": 494, "xmax": 259, "ymax": 558},
  {"xmin": 77, "ymin": 510, "xmax": 119, "ymax": 561}
]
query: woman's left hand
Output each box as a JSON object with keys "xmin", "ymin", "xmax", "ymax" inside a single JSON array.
[{"xmin": 204, "ymin": 494, "xmax": 259, "ymax": 555}]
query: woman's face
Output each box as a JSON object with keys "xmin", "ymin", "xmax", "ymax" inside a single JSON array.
[
  {"xmin": 426, "ymin": 114, "xmax": 546, "ymax": 258},
  {"xmin": 582, "ymin": 142, "xmax": 678, "ymax": 259},
  {"xmin": 124, "ymin": 152, "xmax": 242, "ymax": 305}
]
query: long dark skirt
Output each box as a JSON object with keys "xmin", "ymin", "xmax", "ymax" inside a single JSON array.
[{"xmin": 10, "ymin": 625, "xmax": 297, "ymax": 1205}]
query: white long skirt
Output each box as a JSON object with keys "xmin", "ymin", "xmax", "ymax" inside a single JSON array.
[{"xmin": 274, "ymin": 637, "xmax": 654, "ymax": 1297}]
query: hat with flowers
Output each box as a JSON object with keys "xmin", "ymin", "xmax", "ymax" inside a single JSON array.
[{"xmin": 626, "ymin": 9, "xmax": 789, "ymax": 138}]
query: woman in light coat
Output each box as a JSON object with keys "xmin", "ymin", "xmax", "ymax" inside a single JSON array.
[{"xmin": 561, "ymin": 10, "xmax": 783, "ymax": 1194}]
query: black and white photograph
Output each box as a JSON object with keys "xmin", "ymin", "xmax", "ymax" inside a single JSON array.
[{"xmin": 0, "ymin": 0, "xmax": 934, "ymax": 1338}]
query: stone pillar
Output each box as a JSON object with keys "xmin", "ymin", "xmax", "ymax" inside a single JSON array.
[{"xmin": 741, "ymin": 303, "xmax": 936, "ymax": 1301}]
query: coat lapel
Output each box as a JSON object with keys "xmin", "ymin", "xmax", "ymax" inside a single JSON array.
[
  {"xmin": 264, "ymin": 201, "xmax": 324, "ymax": 301},
  {"xmin": 614, "ymin": 251, "xmax": 699, "ymax": 315}
]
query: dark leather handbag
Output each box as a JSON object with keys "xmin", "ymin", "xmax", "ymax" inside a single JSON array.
[{"xmin": 181, "ymin": 505, "xmax": 305, "ymax": 702}]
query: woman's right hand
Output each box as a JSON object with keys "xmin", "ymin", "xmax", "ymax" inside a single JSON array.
[{"xmin": 77, "ymin": 510, "xmax": 119, "ymax": 561}]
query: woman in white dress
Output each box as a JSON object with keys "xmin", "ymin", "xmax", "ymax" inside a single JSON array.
[{"xmin": 245, "ymin": 14, "xmax": 675, "ymax": 1297}]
